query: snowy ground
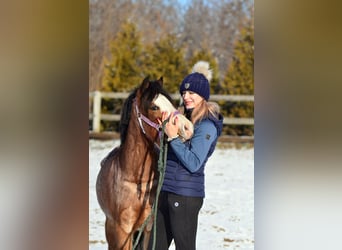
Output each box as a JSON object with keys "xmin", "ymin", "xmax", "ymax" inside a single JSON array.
[{"xmin": 89, "ymin": 139, "xmax": 254, "ymax": 249}]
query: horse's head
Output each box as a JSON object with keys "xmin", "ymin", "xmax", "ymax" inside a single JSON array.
[{"xmin": 135, "ymin": 76, "xmax": 193, "ymax": 141}]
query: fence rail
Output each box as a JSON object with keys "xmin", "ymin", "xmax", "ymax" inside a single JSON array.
[{"xmin": 89, "ymin": 91, "xmax": 254, "ymax": 133}]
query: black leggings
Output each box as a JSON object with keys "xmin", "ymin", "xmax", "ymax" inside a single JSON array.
[{"xmin": 148, "ymin": 191, "xmax": 203, "ymax": 250}]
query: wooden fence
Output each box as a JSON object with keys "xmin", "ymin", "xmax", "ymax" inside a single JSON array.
[{"xmin": 89, "ymin": 91, "xmax": 254, "ymax": 141}]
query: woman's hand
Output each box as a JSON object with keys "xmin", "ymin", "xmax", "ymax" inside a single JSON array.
[{"xmin": 159, "ymin": 112, "xmax": 179, "ymax": 138}]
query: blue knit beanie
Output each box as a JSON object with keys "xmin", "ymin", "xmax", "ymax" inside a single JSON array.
[{"xmin": 179, "ymin": 61, "xmax": 212, "ymax": 101}]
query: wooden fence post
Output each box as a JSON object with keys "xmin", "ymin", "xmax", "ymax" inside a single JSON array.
[{"xmin": 92, "ymin": 91, "xmax": 101, "ymax": 132}]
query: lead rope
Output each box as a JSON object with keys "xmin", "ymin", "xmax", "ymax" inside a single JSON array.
[
  {"xmin": 133, "ymin": 120, "xmax": 168, "ymax": 250},
  {"xmin": 152, "ymin": 120, "xmax": 168, "ymax": 250}
]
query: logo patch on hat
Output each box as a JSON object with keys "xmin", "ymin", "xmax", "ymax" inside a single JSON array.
[{"xmin": 184, "ymin": 83, "xmax": 190, "ymax": 89}]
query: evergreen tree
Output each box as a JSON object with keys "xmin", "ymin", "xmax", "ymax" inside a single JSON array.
[
  {"xmin": 100, "ymin": 22, "xmax": 145, "ymax": 132},
  {"xmin": 142, "ymin": 34, "xmax": 188, "ymax": 94},
  {"xmin": 223, "ymin": 20, "xmax": 254, "ymax": 95},
  {"xmin": 101, "ymin": 22, "xmax": 144, "ymax": 92},
  {"xmin": 222, "ymin": 17, "xmax": 254, "ymax": 136}
]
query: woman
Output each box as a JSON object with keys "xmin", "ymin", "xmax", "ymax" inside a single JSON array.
[{"xmin": 149, "ymin": 61, "xmax": 223, "ymax": 250}]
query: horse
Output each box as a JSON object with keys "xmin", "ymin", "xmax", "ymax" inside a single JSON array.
[{"xmin": 96, "ymin": 76, "xmax": 193, "ymax": 250}]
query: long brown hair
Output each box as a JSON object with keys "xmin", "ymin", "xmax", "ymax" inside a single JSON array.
[{"xmin": 179, "ymin": 100, "xmax": 220, "ymax": 125}]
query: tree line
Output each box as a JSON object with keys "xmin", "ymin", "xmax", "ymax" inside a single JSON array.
[{"xmin": 89, "ymin": 0, "xmax": 254, "ymax": 136}]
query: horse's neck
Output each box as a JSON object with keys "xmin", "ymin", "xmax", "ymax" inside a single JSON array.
[
  {"xmin": 120, "ymin": 131, "xmax": 157, "ymax": 181},
  {"xmin": 120, "ymin": 114, "xmax": 157, "ymax": 166}
]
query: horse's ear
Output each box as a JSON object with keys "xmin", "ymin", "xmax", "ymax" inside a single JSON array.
[
  {"xmin": 141, "ymin": 76, "xmax": 150, "ymax": 90},
  {"xmin": 158, "ymin": 76, "xmax": 163, "ymax": 86}
]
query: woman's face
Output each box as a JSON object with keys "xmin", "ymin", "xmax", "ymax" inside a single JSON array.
[{"xmin": 182, "ymin": 91, "xmax": 204, "ymax": 109}]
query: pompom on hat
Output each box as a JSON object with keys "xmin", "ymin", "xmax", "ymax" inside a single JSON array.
[{"xmin": 179, "ymin": 61, "xmax": 212, "ymax": 101}]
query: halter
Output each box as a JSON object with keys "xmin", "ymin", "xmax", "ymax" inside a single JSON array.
[
  {"xmin": 134, "ymin": 99, "xmax": 161, "ymax": 135},
  {"xmin": 134, "ymin": 98, "xmax": 182, "ymax": 141}
]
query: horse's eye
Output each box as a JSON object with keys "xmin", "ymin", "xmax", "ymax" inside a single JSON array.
[{"xmin": 150, "ymin": 105, "xmax": 159, "ymax": 111}]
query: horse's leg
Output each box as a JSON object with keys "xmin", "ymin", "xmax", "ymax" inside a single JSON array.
[
  {"xmin": 105, "ymin": 218, "xmax": 130, "ymax": 250},
  {"xmin": 105, "ymin": 217, "xmax": 118, "ymax": 250},
  {"xmin": 141, "ymin": 230, "xmax": 152, "ymax": 250},
  {"xmin": 141, "ymin": 215, "xmax": 154, "ymax": 250},
  {"xmin": 106, "ymin": 217, "xmax": 136, "ymax": 250}
]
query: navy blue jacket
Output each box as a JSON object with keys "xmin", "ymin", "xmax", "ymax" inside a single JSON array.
[{"xmin": 161, "ymin": 114, "xmax": 223, "ymax": 197}]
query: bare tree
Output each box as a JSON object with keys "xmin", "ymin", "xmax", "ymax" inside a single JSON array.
[
  {"xmin": 180, "ymin": 0, "xmax": 212, "ymax": 60},
  {"xmin": 210, "ymin": 0, "xmax": 247, "ymax": 76},
  {"xmin": 180, "ymin": 0, "xmax": 252, "ymax": 79},
  {"xmin": 130, "ymin": 0, "xmax": 181, "ymax": 45},
  {"xmin": 89, "ymin": 0, "xmax": 133, "ymax": 90}
]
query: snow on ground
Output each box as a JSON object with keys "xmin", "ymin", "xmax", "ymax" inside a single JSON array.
[{"xmin": 89, "ymin": 139, "xmax": 254, "ymax": 249}]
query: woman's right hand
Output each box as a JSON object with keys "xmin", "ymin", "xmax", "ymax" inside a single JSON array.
[{"xmin": 160, "ymin": 112, "xmax": 179, "ymax": 138}]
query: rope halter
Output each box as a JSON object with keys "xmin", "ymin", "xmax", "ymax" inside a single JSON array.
[{"xmin": 134, "ymin": 99, "xmax": 161, "ymax": 135}]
